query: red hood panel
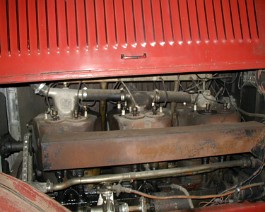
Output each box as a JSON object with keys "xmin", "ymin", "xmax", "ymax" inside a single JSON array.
[{"xmin": 0, "ymin": 0, "xmax": 265, "ymax": 83}]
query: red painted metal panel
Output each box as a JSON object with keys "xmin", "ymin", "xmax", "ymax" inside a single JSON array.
[
  {"xmin": 230, "ymin": 0, "xmax": 243, "ymax": 40},
  {"xmin": 161, "ymin": 0, "xmax": 174, "ymax": 45},
  {"xmin": 196, "ymin": 0, "xmax": 209, "ymax": 42},
  {"xmin": 188, "ymin": 0, "xmax": 200, "ymax": 42},
  {"xmin": 142, "ymin": 0, "xmax": 155, "ymax": 45},
  {"xmin": 76, "ymin": 0, "xmax": 87, "ymax": 50},
  {"xmin": 0, "ymin": 0, "xmax": 265, "ymax": 84},
  {"xmin": 179, "ymin": 0, "xmax": 191, "ymax": 42},
  {"xmin": 85, "ymin": 0, "xmax": 97, "ymax": 48},
  {"xmin": 205, "ymin": 0, "xmax": 217, "ymax": 41},
  {"xmin": 56, "ymin": 0, "xmax": 68, "ymax": 51},
  {"xmin": 222, "ymin": 0, "xmax": 235, "ymax": 41},
  {"xmin": 124, "ymin": 0, "xmax": 136, "ymax": 47},
  {"xmin": 246, "ymin": 0, "xmax": 259, "ymax": 40},
  {"xmin": 37, "ymin": 0, "xmax": 48, "ymax": 51},
  {"xmin": 214, "ymin": 0, "xmax": 226, "ymax": 41},
  {"xmin": 28, "ymin": 0, "xmax": 38, "ymax": 54},
  {"xmin": 105, "ymin": 0, "xmax": 117, "ymax": 48},
  {"xmin": 114, "ymin": 0, "xmax": 126, "ymax": 47},
  {"xmin": 170, "ymin": 0, "xmax": 183, "ymax": 42},
  {"xmin": 0, "ymin": 0, "xmax": 9, "ymax": 56},
  {"xmin": 66, "ymin": 0, "xmax": 77, "ymax": 49},
  {"xmin": 17, "ymin": 0, "xmax": 28, "ymax": 55},
  {"xmin": 133, "ymin": 0, "xmax": 146, "ymax": 47},
  {"xmin": 0, "ymin": 173, "xmax": 68, "ymax": 211},
  {"xmin": 95, "ymin": 0, "xmax": 108, "ymax": 48},
  {"xmin": 8, "ymin": 0, "xmax": 19, "ymax": 55},
  {"xmin": 152, "ymin": 0, "xmax": 165, "ymax": 45},
  {"xmin": 47, "ymin": 0, "xmax": 58, "ymax": 52},
  {"xmin": 238, "ymin": 0, "xmax": 251, "ymax": 41}
]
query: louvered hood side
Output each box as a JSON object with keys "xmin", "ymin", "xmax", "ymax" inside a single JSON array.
[{"xmin": 0, "ymin": 0, "xmax": 265, "ymax": 84}]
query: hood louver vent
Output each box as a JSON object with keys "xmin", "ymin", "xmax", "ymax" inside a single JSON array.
[
  {"xmin": 0, "ymin": 0, "xmax": 260, "ymax": 56},
  {"xmin": 0, "ymin": 0, "xmax": 265, "ymax": 84}
]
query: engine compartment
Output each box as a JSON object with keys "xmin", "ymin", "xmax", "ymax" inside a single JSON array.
[{"xmin": 1, "ymin": 71, "xmax": 265, "ymax": 211}]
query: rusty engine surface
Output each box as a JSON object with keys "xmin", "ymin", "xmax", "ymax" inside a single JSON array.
[{"xmin": 1, "ymin": 0, "xmax": 265, "ymax": 212}]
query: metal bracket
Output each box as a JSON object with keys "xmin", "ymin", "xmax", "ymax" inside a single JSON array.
[{"xmin": 22, "ymin": 133, "xmax": 32, "ymax": 182}]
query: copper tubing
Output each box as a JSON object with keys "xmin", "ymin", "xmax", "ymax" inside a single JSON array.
[
  {"xmin": 49, "ymin": 159, "xmax": 251, "ymax": 192},
  {"xmin": 117, "ymin": 182, "xmax": 264, "ymax": 200}
]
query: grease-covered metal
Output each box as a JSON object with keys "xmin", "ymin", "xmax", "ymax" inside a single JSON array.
[{"xmin": 41, "ymin": 121, "xmax": 265, "ymax": 171}]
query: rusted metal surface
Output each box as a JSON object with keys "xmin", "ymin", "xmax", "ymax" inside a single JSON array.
[
  {"xmin": 175, "ymin": 107, "xmax": 241, "ymax": 126},
  {"xmin": 33, "ymin": 114, "xmax": 97, "ymax": 136},
  {"xmin": 41, "ymin": 121, "xmax": 265, "ymax": 171},
  {"xmin": 251, "ymin": 136, "xmax": 265, "ymax": 162},
  {"xmin": 112, "ymin": 110, "xmax": 172, "ymax": 130},
  {"xmin": 32, "ymin": 114, "xmax": 97, "ymax": 170},
  {"xmin": 153, "ymin": 191, "xmax": 189, "ymax": 211},
  {"xmin": 0, "ymin": 172, "xmax": 68, "ymax": 212},
  {"xmin": 190, "ymin": 202, "xmax": 265, "ymax": 212},
  {"xmin": 0, "ymin": 0, "xmax": 265, "ymax": 84}
]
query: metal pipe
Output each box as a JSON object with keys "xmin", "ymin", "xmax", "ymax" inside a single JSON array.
[
  {"xmin": 0, "ymin": 134, "xmax": 23, "ymax": 158},
  {"xmin": 100, "ymin": 82, "xmax": 108, "ymax": 130},
  {"xmin": 140, "ymin": 91, "xmax": 192, "ymax": 103},
  {"xmin": 81, "ymin": 89, "xmax": 192, "ymax": 103},
  {"xmin": 30, "ymin": 83, "xmax": 49, "ymax": 95},
  {"xmin": 80, "ymin": 88, "xmax": 123, "ymax": 101},
  {"xmin": 31, "ymin": 83, "xmax": 193, "ymax": 103},
  {"xmin": 128, "ymin": 206, "xmax": 142, "ymax": 211},
  {"xmin": 49, "ymin": 159, "xmax": 251, "ymax": 192}
]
